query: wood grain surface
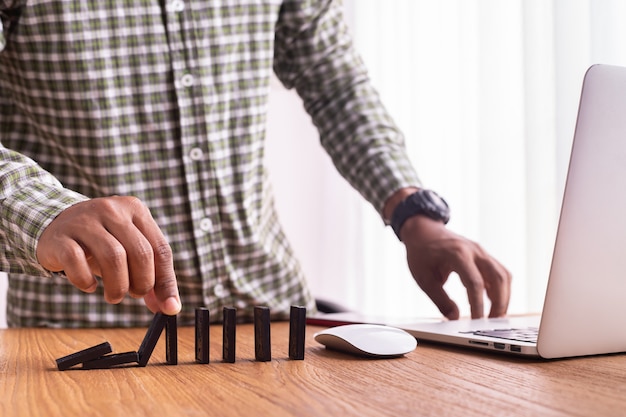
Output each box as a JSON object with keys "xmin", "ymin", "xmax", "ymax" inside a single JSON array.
[{"xmin": 1, "ymin": 322, "xmax": 625, "ymax": 417}]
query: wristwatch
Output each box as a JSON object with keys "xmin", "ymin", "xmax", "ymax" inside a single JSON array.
[{"xmin": 389, "ymin": 189, "xmax": 450, "ymax": 240}]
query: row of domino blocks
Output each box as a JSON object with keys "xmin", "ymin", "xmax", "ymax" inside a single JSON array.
[{"xmin": 56, "ymin": 305, "xmax": 306, "ymax": 370}]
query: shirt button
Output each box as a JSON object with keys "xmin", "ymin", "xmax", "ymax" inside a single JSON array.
[
  {"xmin": 213, "ymin": 283, "xmax": 228, "ymax": 298},
  {"xmin": 168, "ymin": 0, "xmax": 185, "ymax": 12},
  {"xmin": 199, "ymin": 217, "xmax": 213, "ymax": 232},
  {"xmin": 180, "ymin": 73, "xmax": 195, "ymax": 87},
  {"xmin": 189, "ymin": 147, "xmax": 203, "ymax": 161},
  {"xmin": 0, "ymin": 20, "xmax": 5, "ymax": 53}
]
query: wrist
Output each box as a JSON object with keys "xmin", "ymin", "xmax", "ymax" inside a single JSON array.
[
  {"xmin": 383, "ymin": 187, "xmax": 420, "ymax": 223},
  {"xmin": 398, "ymin": 214, "xmax": 447, "ymax": 243},
  {"xmin": 387, "ymin": 189, "xmax": 451, "ymax": 241}
]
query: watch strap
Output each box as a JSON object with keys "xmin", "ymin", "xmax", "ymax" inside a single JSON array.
[{"xmin": 390, "ymin": 189, "xmax": 450, "ymax": 240}]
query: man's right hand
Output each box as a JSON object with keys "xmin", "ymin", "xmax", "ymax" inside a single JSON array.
[{"xmin": 36, "ymin": 196, "xmax": 181, "ymax": 315}]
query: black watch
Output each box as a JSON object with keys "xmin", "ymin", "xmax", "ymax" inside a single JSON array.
[{"xmin": 389, "ymin": 189, "xmax": 450, "ymax": 240}]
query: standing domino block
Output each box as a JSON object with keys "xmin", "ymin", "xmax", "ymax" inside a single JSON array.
[
  {"xmin": 222, "ymin": 307, "xmax": 236, "ymax": 363},
  {"xmin": 81, "ymin": 351, "xmax": 139, "ymax": 370},
  {"xmin": 138, "ymin": 312, "xmax": 168, "ymax": 367},
  {"xmin": 289, "ymin": 306, "xmax": 307, "ymax": 360},
  {"xmin": 254, "ymin": 306, "xmax": 271, "ymax": 362},
  {"xmin": 166, "ymin": 315, "xmax": 178, "ymax": 365},
  {"xmin": 56, "ymin": 341, "xmax": 113, "ymax": 371},
  {"xmin": 195, "ymin": 307, "xmax": 210, "ymax": 364}
]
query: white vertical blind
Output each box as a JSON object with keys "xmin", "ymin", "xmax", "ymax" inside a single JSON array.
[
  {"xmin": 337, "ymin": 0, "xmax": 626, "ymax": 317},
  {"xmin": 343, "ymin": 0, "xmax": 532, "ymax": 318}
]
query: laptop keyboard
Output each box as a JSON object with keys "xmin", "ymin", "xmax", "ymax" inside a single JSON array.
[{"xmin": 471, "ymin": 327, "xmax": 539, "ymax": 343}]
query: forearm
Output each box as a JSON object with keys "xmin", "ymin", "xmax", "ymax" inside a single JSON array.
[
  {"xmin": 0, "ymin": 144, "xmax": 88, "ymax": 274},
  {"xmin": 273, "ymin": 0, "xmax": 422, "ymax": 215}
]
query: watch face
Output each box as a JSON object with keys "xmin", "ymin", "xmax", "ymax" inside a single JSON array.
[
  {"xmin": 428, "ymin": 190, "xmax": 447, "ymax": 208},
  {"xmin": 412, "ymin": 190, "xmax": 450, "ymax": 223}
]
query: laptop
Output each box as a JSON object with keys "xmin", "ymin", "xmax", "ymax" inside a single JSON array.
[{"xmin": 309, "ymin": 64, "xmax": 626, "ymax": 359}]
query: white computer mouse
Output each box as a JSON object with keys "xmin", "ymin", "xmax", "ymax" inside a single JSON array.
[{"xmin": 314, "ymin": 324, "xmax": 417, "ymax": 358}]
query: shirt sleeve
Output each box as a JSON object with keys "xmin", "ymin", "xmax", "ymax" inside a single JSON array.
[
  {"xmin": 0, "ymin": 143, "xmax": 89, "ymax": 275},
  {"xmin": 273, "ymin": 0, "xmax": 422, "ymax": 216}
]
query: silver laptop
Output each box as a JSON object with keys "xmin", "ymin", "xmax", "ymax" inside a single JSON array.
[{"xmin": 309, "ymin": 64, "xmax": 626, "ymax": 359}]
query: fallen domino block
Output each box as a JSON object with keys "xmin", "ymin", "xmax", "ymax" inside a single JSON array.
[
  {"xmin": 81, "ymin": 351, "xmax": 139, "ymax": 370},
  {"xmin": 56, "ymin": 341, "xmax": 113, "ymax": 371}
]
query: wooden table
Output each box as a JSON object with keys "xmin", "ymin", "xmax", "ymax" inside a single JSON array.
[{"xmin": 1, "ymin": 322, "xmax": 625, "ymax": 417}]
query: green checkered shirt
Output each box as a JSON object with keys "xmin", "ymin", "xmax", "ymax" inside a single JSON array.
[{"xmin": 0, "ymin": 0, "xmax": 420, "ymax": 327}]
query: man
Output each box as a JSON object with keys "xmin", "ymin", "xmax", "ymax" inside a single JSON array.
[{"xmin": 0, "ymin": 0, "xmax": 510, "ymax": 327}]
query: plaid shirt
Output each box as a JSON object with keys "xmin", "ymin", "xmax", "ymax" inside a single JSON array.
[{"xmin": 0, "ymin": 0, "xmax": 420, "ymax": 327}]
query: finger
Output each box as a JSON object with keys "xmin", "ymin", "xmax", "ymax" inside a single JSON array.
[
  {"xmin": 417, "ymin": 276, "xmax": 460, "ymax": 320},
  {"xmin": 79, "ymin": 230, "xmax": 131, "ymax": 304},
  {"xmin": 131, "ymin": 201, "xmax": 181, "ymax": 315},
  {"xmin": 151, "ymin": 242, "xmax": 181, "ymax": 315},
  {"xmin": 80, "ymin": 198, "xmax": 153, "ymax": 301},
  {"xmin": 54, "ymin": 240, "xmax": 99, "ymax": 293},
  {"xmin": 453, "ymin": 260, "xmax": 485, "ymax": 319},
  {"xmin": 142, "ymin": 286, "xmax": 181, "ymax": 315},
  {"xmin": 458, "ymin": 267, "xmax": 485, "ymax": 319},
  {"xmin": 143, "ymin": 289, "xmax": 160, "ymax": 314},
  {"xmin": 479, "ymin": 258, "xmax": 512, "ymax": 317},
  {"xmin": 103, "ymin": 221, "xmax": 155, "ymax": 299}
]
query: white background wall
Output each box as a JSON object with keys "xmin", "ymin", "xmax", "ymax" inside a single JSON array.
[{"xmin": 264, "ymin": 76, "xmax": 371, "ymax": 313}]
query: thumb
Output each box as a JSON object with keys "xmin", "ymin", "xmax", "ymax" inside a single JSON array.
[{"xmin": 143, "ymin": 282, "xmax": 181, "ymax": 316}]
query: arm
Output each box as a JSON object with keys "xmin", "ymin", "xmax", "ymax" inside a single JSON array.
[
  {"xmin": 0, "ymin": 143, "xmax": 181, "ymax": 315},
  {"xmin": 274, "ymin": 1, "xmax": 510, "ymax": 319}
]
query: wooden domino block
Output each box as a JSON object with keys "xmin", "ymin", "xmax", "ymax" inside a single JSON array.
[
  {"xmin": 81, "ymin": 351, "xmax": 139, "ymax": 370},
  {"xmin": 289, "ymin": 305, "xmax": 307, "ymax": 360},
  {"xmin": 195, "ymin": 307, "xmax": 210, "ymax": 364},
  {"xmin": 222, "ymin": 307, "xmax": 236, "ymax": 363},
  {"xmin": 56, "ymin": 341, "xmax": 113, "ymax": 371},
  {"xmin": 138, "ymin": 312, "xmax": 167, "ymax": 367},
  {"xmin": 254, "ymin": 306, "xmax": 271, "ymax": 362},
  {"xmin": 166, "ymin": 314, "xmax": 178, "ymax": 365}
]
